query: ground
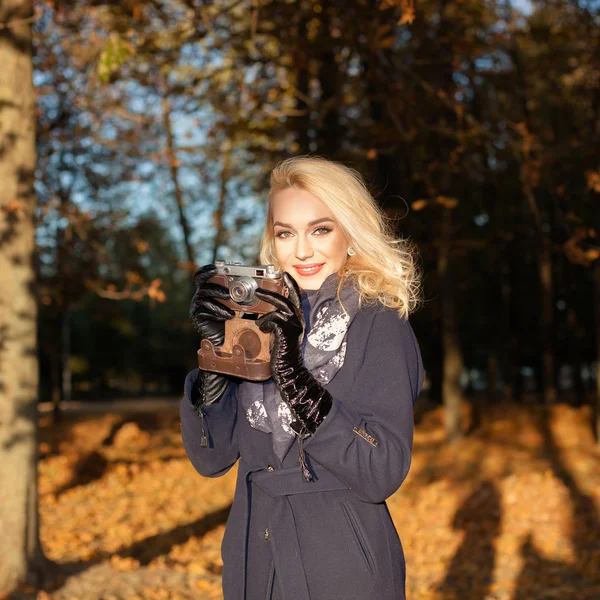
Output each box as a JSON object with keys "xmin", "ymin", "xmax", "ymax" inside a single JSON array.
[{"xmin": 5, "ymin": 398, "xmax": 600, "ymax": 600}]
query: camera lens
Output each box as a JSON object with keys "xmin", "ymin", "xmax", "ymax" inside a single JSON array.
[{"xmin": 229, "ymin": 277, "xmax": 257, "ymax": 304}]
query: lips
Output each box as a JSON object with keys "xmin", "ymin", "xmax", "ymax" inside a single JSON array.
[{"xmin": 293, "ymin": 263, "xmax": 325, "ymax": 277}]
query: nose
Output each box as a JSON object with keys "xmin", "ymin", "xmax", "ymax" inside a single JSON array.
[{"xmin": 295, "ymin": 235, "xmax": 314, "ymax": 261}]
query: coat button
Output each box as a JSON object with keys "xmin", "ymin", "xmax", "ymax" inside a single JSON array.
[
  {"xmin": 267, "ymin": 465, "xmax": 275, "ymax": 471},
  {"xmin": 264, "ymin": 526, "xmax": 270, "ymax": 540}
]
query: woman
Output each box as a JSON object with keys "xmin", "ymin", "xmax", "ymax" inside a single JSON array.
[{"xmin": 181, "ymin": 156, "xmax": 424, "ymax": 600}]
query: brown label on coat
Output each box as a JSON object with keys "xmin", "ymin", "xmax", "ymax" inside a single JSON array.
[{"xmin": 353, "ymin": 426, "xmax": 378, "ymax": 447}]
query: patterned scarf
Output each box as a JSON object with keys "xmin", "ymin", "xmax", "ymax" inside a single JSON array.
[{"xmin": 238, "ymin": 272, "xmax": 360, "ymax": 460}]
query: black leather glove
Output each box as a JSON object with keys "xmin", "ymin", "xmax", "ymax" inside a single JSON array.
[
  {"xmin": 189, "ymin": 264, "xmax": 235, "ymax": 407},
  {"xmin": 255, "ymin": 272, "xmax": 333, "ymax": 435}
]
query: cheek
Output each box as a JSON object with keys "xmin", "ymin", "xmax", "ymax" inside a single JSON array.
[
  {"xmin": 323, "ymin": 232, "xmax": 348, "ymax": 264},
  {"xmin": 273, "ymin": 240, "xmax": 290, "ymax": 264}
]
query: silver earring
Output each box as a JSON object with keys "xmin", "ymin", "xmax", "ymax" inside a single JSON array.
[{"xmin": 347, "ymin": 246, "xmax": 356, "ymax": 256}]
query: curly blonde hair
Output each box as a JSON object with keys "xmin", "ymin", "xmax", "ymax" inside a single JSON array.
[{"xmin": 259, "ymin": 156, "xmax": 422, "ymax": 319}]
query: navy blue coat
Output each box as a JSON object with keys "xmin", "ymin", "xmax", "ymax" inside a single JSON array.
[{"xmin": 180, "ymin": 304, "xmax": 424, "ymax": 600}]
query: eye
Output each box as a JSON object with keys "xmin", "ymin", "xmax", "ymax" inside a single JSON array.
[
  {"xmin": 275, "ymin": 230, "xmax": 293, "ymax": 239},
  {"xmin": 313, "ymin": 227, "xmax": 332, "ymax": 236}
]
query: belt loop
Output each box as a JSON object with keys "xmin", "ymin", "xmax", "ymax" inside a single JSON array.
[{"xmin": 297, "ymin": 432, "xmax": 313, "ymax": 482}]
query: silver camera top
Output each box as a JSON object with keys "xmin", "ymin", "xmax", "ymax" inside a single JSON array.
[
  {"xmin": 214, "ymin": 261, "xmax": 282, "ymax": 305},
  {"xmin": 214, "ymin": 261, "xmax": 281, "ymax": 280}
]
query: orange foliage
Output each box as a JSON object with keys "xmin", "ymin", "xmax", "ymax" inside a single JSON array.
[{"xmin": 6, "ymin": 400, "xmax": 598, "ymax": 599}]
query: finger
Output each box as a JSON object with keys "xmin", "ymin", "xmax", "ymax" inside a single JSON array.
[
  {"xmin": 194, "ymin": 281, "xmax": 230, "ymax": 300},
  {"xmin": 256, "ymin": 311, "xmax": 285, "ymax": 333},
  {"xmin": 257, "ymin": 318, "xmax": 278, "ymax": 334},
  {"xmin": 190, "ymin": 298, "xmax": 235, "ymax": 321},
  {"xmin": 256, "ymin": 310, "xmax": 279, "ymax": 327},
  {"xmin": 192, "ymin": 264, "xmax": 217, "ymax": 286},
  {"xmin": 254, "ymin": 287, "xmax": 295, "ymax": 316},
  {"xmin": 282, "ymin": 272, "xmax": 302, "ymax": 311},
  {"xmin": 198, "ymin": 298, "xmax": 235, "ymax": 319}
]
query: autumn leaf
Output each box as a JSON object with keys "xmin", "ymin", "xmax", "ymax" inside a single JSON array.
[
  {"xmin": 125, "ymin": 271, "xmax": 143, "ymax": 285},
  {"xmin": 97, "ymin": 33, "xmax": 134, "ymax": 84},
  {"xmin": 148, "ymin": 278, "xmax": 167, "ymax": 303},
  {"xmin": 585, "ymin": 171, "xmax": 600, "ymax": 192},
  {"xmin": 435, "ymin": 195, "xmax": 459, "ymax": 209},
  {"xmin": 35, "ymin": 401, "xmax": 600, "ymax": 599},
  {"xmin": 398, "ymin": 6, "xmax": 415, "ymax": 24},
  {"xmin": 135, "ymin": 240, "xmax": 150, "ymax": 254},
  {"xmin": 412, "ymin": 199, "xmax": 429, "ymax": 211},
  {"xmin": 378, "ymin": 36, "xmax": 396, "ymax": 48},
  {"xmin": 564, "ymin": 228, "xmax": 600, "ymax": 266}
]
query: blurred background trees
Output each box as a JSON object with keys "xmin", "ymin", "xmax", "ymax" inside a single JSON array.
[
  {"xmin": 4, "ymin": 0, "xmax": 600, "ymax": 424},
  {"xmin": 1, "ymin": 0, "xmax": 599, "ymax": 593}
]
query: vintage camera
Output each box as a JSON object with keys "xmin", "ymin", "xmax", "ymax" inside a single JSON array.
[{"xmin": 197, "ymin": 261, "xmax": 288, "ymax": 381}]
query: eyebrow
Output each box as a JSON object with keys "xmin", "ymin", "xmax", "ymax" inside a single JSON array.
[{"xmin": 273, "ymin": 217, "xmax": 335, "ymax": 229}]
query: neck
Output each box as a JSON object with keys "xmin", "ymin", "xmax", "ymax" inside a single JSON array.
[{"xmin": 300, "ymin": 272, "xmax": 339, "ymax": 294}]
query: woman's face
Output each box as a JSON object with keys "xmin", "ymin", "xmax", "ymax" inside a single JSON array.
[{"xmin": 270, "ymin": 187, "xmax": 349, "ymax": 290}]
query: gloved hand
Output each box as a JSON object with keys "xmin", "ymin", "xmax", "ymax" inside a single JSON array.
[
  {"xmin": 255, "ymin": 272, "xmax": 333, "ymax": 435},
  {"xmin": 189, "ymin": 264, "xmax": 235, "ymax": 406}
]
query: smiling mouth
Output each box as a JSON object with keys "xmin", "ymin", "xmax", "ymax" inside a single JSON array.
[{"xmin": 293, "ymin": 263, "xmax": 325, "ymax": 276}]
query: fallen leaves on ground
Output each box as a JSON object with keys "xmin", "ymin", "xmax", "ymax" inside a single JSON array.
[{"xmin": 8, "ymin": 400, "xmax": 600, "ymax": 599}]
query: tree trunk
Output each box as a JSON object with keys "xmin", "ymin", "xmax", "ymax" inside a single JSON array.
[
  {"xmin": 439, "ymin": 207, "xmax": 464, "ymax": 441},
  {"xmin": 487, "ymin": 353, "xmax": 498, "ymax": 403},
  {"xmin": 314, "ymin": 0, "xmax": 342, "ymax": 158},
  {"xmin": 539, "ymin": 235, "xmax": 556, "ymax": 404},
  {"xmin": 212, "ymin": 141, "xmax": 231, "ymax": 263},
  {"xmin": 567, "ymin": 308, "xmax": 584, "ymax": 406},
  {"xmin": 50, "ymin": 338, "xmax": 61, "ymax": 416},
  {"xmin": 51, "ymin": 181, "xmax": 71, "ymax": 419},
  {"xmin": 595, "ymin": 260, "xmax": 600, "ymax": 444},
  {"xmin": 293, "ymin": 11, "xmax": 311, "ymax": 153},
  {"xmin": 510, "ymin": 37, "xmax": 557, "ymax": 405},
  {"xmin": 61, "ymin": 306, "xmax": 71, "ymax": 403},
  {"xmin": 162, "ymin": 95, "xmax": 196, "ymax": 268},
  {"xmin": 0, "ymin": 0, "xmax": 46, "ymax": 592},
  {"xmin": 501, "ymin": 271, "xmax": 514, "ymax": 402}
]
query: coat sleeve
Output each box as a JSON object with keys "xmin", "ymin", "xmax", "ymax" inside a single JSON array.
[
  {"xmin": 303, "ymin": 309, "xmax": 424, "ymax": 504},
  {"xmin": 180, "ymin": 368, "xmax": 240, "ymax": 478}
]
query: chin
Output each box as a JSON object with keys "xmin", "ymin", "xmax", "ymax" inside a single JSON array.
[{"xmin": 289, "ymin": 271, "xmax": 331, "ymax": 291}]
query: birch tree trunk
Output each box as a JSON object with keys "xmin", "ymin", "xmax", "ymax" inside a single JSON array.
[{"xmin": 0, "ymin": 0, "xmax": 45, "ymax": 593}]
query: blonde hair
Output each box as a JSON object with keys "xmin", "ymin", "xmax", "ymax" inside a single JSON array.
[{"xmin": 259, "ymin": 156, "xmax": 422, "ymax": 318}]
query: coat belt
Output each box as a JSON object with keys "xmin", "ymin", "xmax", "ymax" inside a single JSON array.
[{"xmin": 239, "ymin": 460, "xmax": 349, "ymax": 600}]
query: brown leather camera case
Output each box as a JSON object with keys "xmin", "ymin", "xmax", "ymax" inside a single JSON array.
[{"xmin": 197, "ymin": 274, "xmax": 286, "ymax": 381}]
